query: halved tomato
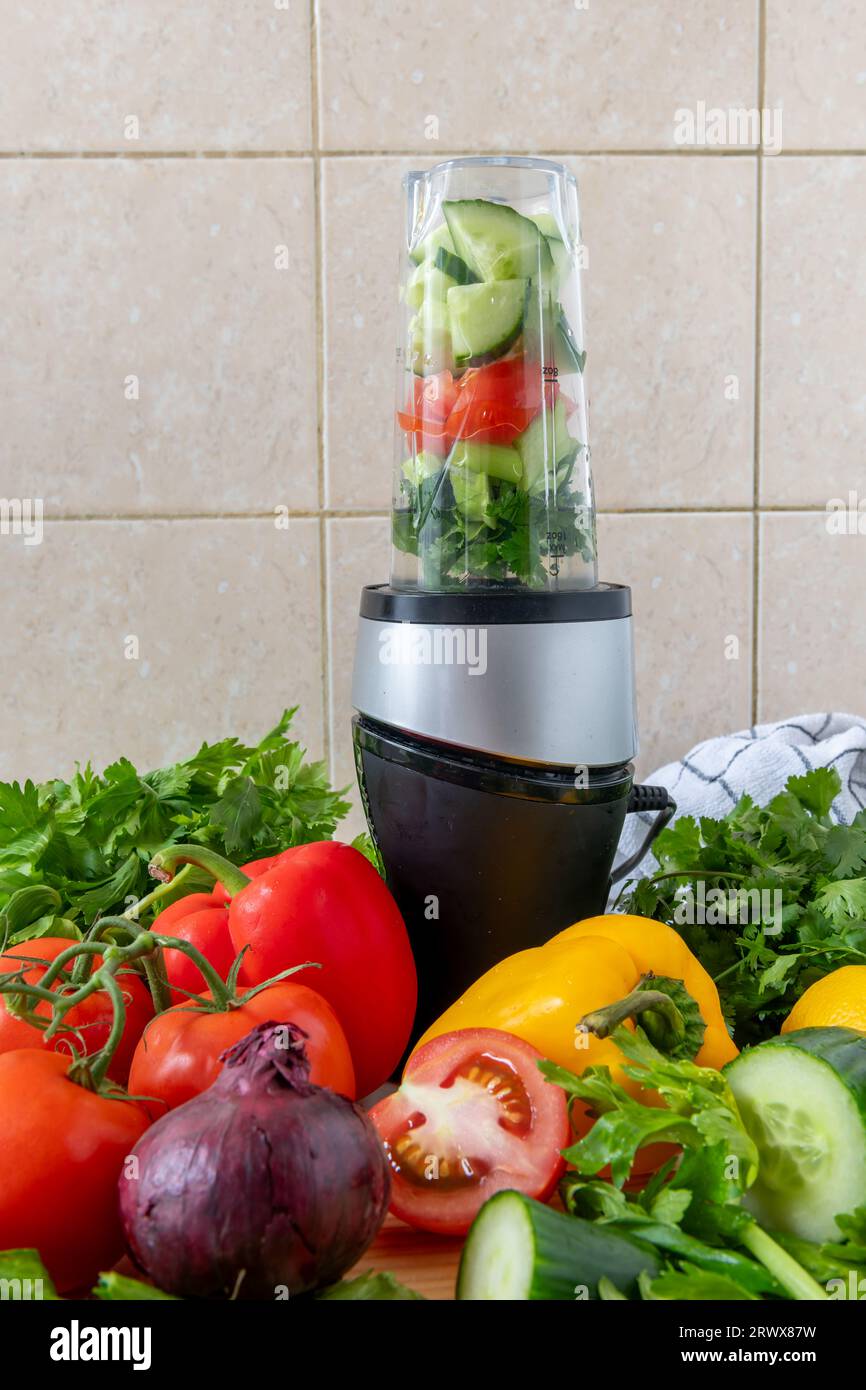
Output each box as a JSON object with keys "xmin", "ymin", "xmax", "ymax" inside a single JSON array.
[{"xmin": 369, "ymin": 1027, "xmax": 569, "ymax": 1235}]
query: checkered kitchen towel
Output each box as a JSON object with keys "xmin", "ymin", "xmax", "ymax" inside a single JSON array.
[{"xmin": 613, "ymin": 713, "xmax": 866, "ymax": 884}]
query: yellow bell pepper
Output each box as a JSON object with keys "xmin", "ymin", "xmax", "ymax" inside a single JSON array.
[{"xmin": 416, "ymin": 914, "xmax": 737, "ymax": 1138}]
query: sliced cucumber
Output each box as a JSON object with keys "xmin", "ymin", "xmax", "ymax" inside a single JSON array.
[
  {"xmin": 409, "ymin": 299, "xmax": 452, "ymax": 376},
  {"xmin": 447, "ymin": 279, "xmax": 528, "ymax": 365},
  {"xmin": 402, "ymin": 450, "xmax": 442, "ymax": 486},
  {"xmin": 457, "ymin": 1191, "xmax": 660, "ymax": 1301},
  {"xmin": 405, "ymin": 261, "xmax": 456, "ymax": 310},
  {"xmin": 410, "ymin": 222, "xmax": 455, "ymax": 266},
  {"xmin": 726, "ymin": 1027, "xmax": 866, "ymax": 1243},
  {"xmin": 527, "ymin": 211, "xmax": 563, "ymax": 242},
  {"xmin": 515, "ymin": 396, "xmax": 578, "ymax": 493},
  {"xmin": 449, "ymin": 464, "xmax": 494, "ymax": 526},
  {"xmin": 443, "ymin": 200, "xmax": 554, "ymax": 283},
  {"xmin": 548, "ymin": 239, "xmax": 572, "ymax": 294},
  {"xmin": 433, "ymin": 246, "xmax": 478, "ymax": 285},
  {"xmin": 449, "ymin": 439, "xmax": 522, "ymax": 484}
]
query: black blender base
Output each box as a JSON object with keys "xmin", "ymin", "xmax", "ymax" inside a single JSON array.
[{"xmin": 354, "ymin": 716, "xmax": 633, "ymax": 1048}]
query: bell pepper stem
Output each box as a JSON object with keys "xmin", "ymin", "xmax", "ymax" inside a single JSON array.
[
  {"xmin": 148, "ymin": 844, "xmax": 251, "ymax": 898},
  {"xmin": 580, "ymin": 985, "xmax": 686, "ymax": 1053},
  {"xmin": 124, "ymin": 864, "xmax": 194, "ymax": 921}
]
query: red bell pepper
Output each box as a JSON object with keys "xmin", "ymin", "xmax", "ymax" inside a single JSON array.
[{"xmin": 149, "ymin": 841, "xmax": 417, "ymax": 1097}]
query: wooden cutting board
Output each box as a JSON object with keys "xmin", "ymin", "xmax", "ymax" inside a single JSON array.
[{"xmin": 347, "ymin": 1215, "xmax": 461, "ymax": 1300}]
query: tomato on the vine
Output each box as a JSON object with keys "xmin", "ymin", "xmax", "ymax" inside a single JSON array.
[
  {"xmin": 128, "ymin": 979, "xmax": 356, "ymax": 1117},
  {"xmin": 0, "ymin": 937, "xmax": 153, "ymax": 1084}
]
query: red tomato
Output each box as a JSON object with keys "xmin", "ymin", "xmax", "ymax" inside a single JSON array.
[
  {"xmin": 0, "ymin": 1049, "xmax": 149, "ymax": 1292},
  {"xmin": 228, "ymin": 841, "xmax": 416, "ymax": 1098},
  {"xmin": 397, "ymin": 370, "xmax": 461, "ymax": 455},
  {"xmin": 445, "ymin": 358, "xmax": 548, "ymax": 446},
  {"xmin": 0, "ymin": 937, "xmax": 153, "ymax": 1085},
  {"xmin": 369, "ymin": 1028, "xmax": 569, "ymax": 1235},
  {"xmin": 128, "ymin": 980, "xmax": 356, "ymax": 1118}
]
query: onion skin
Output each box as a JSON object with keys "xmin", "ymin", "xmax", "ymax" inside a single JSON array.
[{"xmin": 118, "ymin": 1021, "xmax": 390, "ymax": 1299}]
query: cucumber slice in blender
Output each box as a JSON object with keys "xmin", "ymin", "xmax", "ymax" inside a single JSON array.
[
  {"xmin": 725, "ymin": 1027, "xmax": 866, "ymax": 1243},
  {"xmin": 457, "ymin": 1191, "xmax": 660, "ymax": 1301},
  {"xmin": 409, "ymin": 300, "xmax": 453, "ymax": 376},
  {"xmin": 527, "ymin": 211, "xmax": 563, "ymax": 242},
  {"xmin": 402, "ymin": 450, "xmax": 443, "ymax": 485},
  {"xmin": 548, "ymin": 239, "xmax": 572, "ymax": 294},
  {"xmin": 443, "ymin": 200, "xmax": 554, "ymax": 282},
  {"xmin": 433, "ymin": 246, "xmax": 478, "ymax": 285},
  {"xmin": 515, "ymin": 396, "xmax": 578, "ymax": 492},
  {"xmin": 449, "ymin": 465, "xmax": 494, "ymax": 526},
  {"xmin": 405, "ymin": 261, "xmax": 457, "ymax": 310},
  {"xmin": 447, "ymin": 279, "xmax": 528, "ymax": 365},
  {"xmin": 449, "ymin": 439, "xmax": 523, "ymax": 483},
  {"xmin": 410, "ymin": 222, "xmax": 455, "ymax": 265}
]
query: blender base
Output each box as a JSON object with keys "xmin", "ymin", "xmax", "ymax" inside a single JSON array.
[{"xmin": 354, "ymin": 715, "xmax": 635, "ymax": 1047}]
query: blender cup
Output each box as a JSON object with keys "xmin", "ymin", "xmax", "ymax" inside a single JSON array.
[
  {"xmin": 352, "ymin": 158, "xmax": 675, "ymax": 1047},
  {"xmin": 391, "ymin": 157, "xmax": 597, "ymax": 592}
]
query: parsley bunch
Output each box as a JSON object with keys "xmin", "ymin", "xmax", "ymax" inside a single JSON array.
[
  {"xmin": 619, "ymin": 768, "xmax": 866, "ymax": 1044},
  {"xmin": 0, "ymin": 710, "xmax": 354, "ymax": 946},
  {"xmin": 542, "ymin": 1028, "xmax": 859, "ymax": 1300}
]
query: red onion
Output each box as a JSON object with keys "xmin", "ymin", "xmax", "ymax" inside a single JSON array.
[{"xmin": 118, "ymin": 1021, "xmax": 390, "ymax": 1298}]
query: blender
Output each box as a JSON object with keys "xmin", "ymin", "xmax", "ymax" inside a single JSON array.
[{"xmin": 351, "ymin": 157, "xmax": 674, "ymax": 1042}]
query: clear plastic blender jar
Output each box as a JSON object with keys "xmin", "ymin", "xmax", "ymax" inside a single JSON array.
[{"xmin": 391, "ymin": 156, "xmax": 597, "ymax": 592}]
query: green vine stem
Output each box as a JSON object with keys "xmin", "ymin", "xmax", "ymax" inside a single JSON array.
[
  {"xmin": 149, "ymin": 844, "xmax": 251, "ymax": 898},
  {"xmin": 0, "ymin": 915, "xmax": 321, "ymax": 1091}
]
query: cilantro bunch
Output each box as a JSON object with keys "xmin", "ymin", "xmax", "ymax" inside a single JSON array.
[
  {"xmin": 619, "ymin": 768, "xmax": 866, "ymax": 1044},
  {"xmin": 0, "ymin": 710, "xmax": 354, "ymax": 946}
]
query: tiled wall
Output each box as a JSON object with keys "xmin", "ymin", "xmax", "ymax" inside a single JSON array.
[{"xmin": 1, "ymin": 2, "xmax": 865, "ymax": 837}]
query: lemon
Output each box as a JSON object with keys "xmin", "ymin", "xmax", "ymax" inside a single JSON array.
[{"xmin": 782, "ymin": 965, "xmax": 866, "ymax": 1034}]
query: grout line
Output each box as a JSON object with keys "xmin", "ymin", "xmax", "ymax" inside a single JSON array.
[
  {"xmin": 38, "ymin": 505, "xmax": 832, "ymax": 523},
  {"xmin": 751, "ymin": 0, "xmax": 767, "ymax": 728},
  {"xmin": 310, "ymin": 0, "xmax": 331, "ymax": 776},
  {"xmin": 1, "ymin": 148, "xmax": 865, "ymax": 160}
]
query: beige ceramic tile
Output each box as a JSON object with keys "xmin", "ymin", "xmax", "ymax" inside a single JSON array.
[
  {"xmin": 0, "ymin": 2, "xmax": 310, "ymax": 151},
  {"xmin": 325, "ymin": 516, "xmax": 391, "ymax": 839},
  {"xmin": 761, "ymin": 158, "xmax": 866, "ymax": 506},
  {"xmin": 765, "ymin": 0, "xmax": 866, "ymax": 150},
  {"xmin": 758, "ymin": 512, "xmax": 866, "ymax": 722},
  {"xmin": 0, "ymin": 158, "xmax": 318, "ymax": 516},
  {"xmin": 317, "ymin": 0, "xmax": 758, "ymax": 152},
  {"xmin": 322, "ymin": 157, "xmax": 407, "ymax": 510},
  {"xmin": 0, "ymin": 518, "xmax": 323, "ymax": 782},
  {"xmin": 576, "ymin": 156, "xmax": 756, "ymax": 509},
  {"xmin": 598, "ymin": 512, "xmax": 754, "ymax": 776},
  {"xmin": 323, "ymin": 154, "xmax": 756, "ymax": 509}
]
